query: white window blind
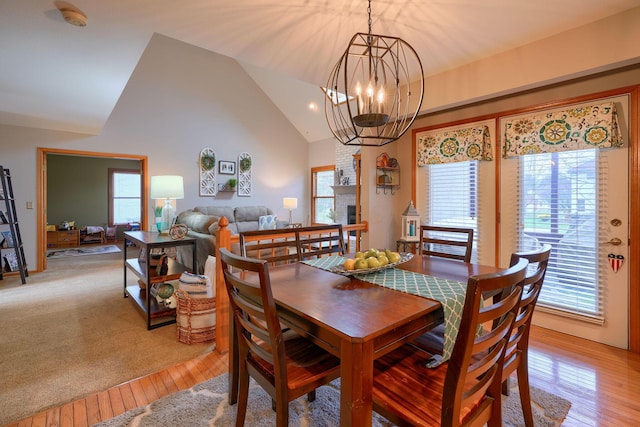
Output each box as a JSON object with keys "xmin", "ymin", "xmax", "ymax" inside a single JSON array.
[
  {"xmin": 516, "ymin": 149, "xmax": 604, "ymax": 322},
  {"xmin": 424, "ymin": 161, "xmax": 479, "ymax": 263}
]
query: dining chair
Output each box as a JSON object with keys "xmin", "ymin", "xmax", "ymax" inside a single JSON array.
[
  {"xmin": 420, "ymin": 225, "xmax": 474, "ymax": 262},
  {"xmin": 501, "ymin": 243, "xmax": 552, "ymax": 426},
  {"xmin": 372, "ymin": 258, "xmax": 528, "ymax": 427},
  {"xmin": 296, "ymin": 224, "xmax": 345, "ymax": 259},
  {"xmin": 410, "ymin": 245, "xmax": 551, "ymax": 426},
  {"xmin": 218, "ymin": 248, "xmax": 341, "ymax": 427},
  {"xmin": 239, "ymin": 228, "xmax": 301, "ymax": 266}
]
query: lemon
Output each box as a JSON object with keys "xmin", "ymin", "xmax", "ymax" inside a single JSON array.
[
  {"xmin": 354, "ymin": 258, "xmax": 368, "ymax": 270},
  {"xmin": 343, "ymin": 259, "xmax": 356, "ymax": 271}
]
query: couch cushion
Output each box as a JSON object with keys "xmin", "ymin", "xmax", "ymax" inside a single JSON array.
[
  {"xmin": 258, "ymin": 214, "xmax": 277, "ymax": 230},
  {"xmin": 194, "ymin": 206, "xmax": 235, "ymax": 222},
  {"xmin": 234, "ymin": 206, "xmax": 273, "ymax": 222},
  {"xmin": 178, "ymin": 211, "xmax": 220, "ymax": 234}
]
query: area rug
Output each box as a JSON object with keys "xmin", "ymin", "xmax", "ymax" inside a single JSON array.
[
  {"xmin": 46, "ymin": 244, "xmax": 121, "ymax": 258},
  {"xmin": 93, "ymin": 373, "xmax": 571, "ymax": 427},
  {"xmin": 0, "ymin": 250, "xmax": 212, "ymax": 426}
]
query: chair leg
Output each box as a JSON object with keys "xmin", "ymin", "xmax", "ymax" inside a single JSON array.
[
  {"xmin": 502, "ymin": 375, "xmax": 511, "ymax": 396},
  {"xmin": 235, "ymin": 368, "xmax": 250, "ymax": 427},
  {"xmin": 307, "ymin": 390, "xmax": 316, "ymax": 402},
  {"xmin": 275, "ymin": 395, "xmax": 289, "ymax": 427},
  {"xmin": 516, "ymin": 355, "xmax": 535, "ymax": 427}
]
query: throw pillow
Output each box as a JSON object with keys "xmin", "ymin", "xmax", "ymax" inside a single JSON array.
[{"xmin": 258, "ymin": 214, "xmax": 277, "ymax": 230}]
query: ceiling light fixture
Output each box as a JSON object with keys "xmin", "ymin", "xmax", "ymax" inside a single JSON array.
[
  {"xmin": 58, "ymin": 5, "xmax": 87, "ymax": 27},
  {"xmin": 325, "ymin": 0, "xmax": 424, "ymax": 146}
]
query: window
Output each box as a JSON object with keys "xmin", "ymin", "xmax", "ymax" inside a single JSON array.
[
  {"xmin": 109, "ymin": 169, "xmax": 141, "ymax": 226},
  {"xmin": 423, "ymin": 161, "xmax": 479, "ymax": 263},
  {"xmin": 311, "ymin": 166, "xmax": 335, "ymax": 224},
  {"xmin": 515, "ymin": 149, "xmax": 603, "ymax": 321}
]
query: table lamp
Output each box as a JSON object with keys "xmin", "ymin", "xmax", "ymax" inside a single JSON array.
[
  {"xmin": 150, "ymin": 175, "xmax": 184, "ymax": 234},
  {"xmin": 283, "ymin": 197, "xmax": 297, "ymax": 225}
]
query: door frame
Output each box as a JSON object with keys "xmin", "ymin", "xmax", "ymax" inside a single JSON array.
[{"xmin": 37, "ymin": 148, "xmax": 148, "ymax": 272}]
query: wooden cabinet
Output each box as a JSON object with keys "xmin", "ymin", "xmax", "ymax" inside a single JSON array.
[{"xmin": 47, "ymin": 229, "xmax": 80, "ymax": 248}]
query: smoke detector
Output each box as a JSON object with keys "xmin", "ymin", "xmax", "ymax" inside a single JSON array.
[{"xmin": 58, "ymin": 6, "xmax": 87, "ymax": 27}]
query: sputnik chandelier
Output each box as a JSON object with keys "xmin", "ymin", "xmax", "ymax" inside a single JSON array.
[{"xmin": 325, "ymin": 0, "xmax": 424, "ymax": 146}]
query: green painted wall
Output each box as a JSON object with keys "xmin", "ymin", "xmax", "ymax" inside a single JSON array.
[{"xmin": 47, "ymin": 155, "xmax": 140, "ymax": 229}]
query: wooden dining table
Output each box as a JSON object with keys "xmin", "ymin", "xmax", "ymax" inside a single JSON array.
[{"xmin": 227, "ymin": 254, "xmax": 501, "ymax": 427}]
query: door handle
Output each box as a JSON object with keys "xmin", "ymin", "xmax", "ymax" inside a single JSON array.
[{"xmin": 603, "ymin": 238, "xmax": 622, "ymax": 246}]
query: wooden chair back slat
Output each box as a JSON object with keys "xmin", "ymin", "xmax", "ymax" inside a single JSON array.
[
  {"xmin": 239, "ymin": 229, "xmax": 300, "ymax": 266},
  {"xmin": 296, "ymin": 224, "xmax": 345, "ymax": 260},
  {"xmin": 420, "ymin": 225, "xmax": 474, "ymax": 262}
]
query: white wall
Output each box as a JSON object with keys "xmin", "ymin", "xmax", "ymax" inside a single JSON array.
[{"xmin": 0, "ymin": 34, "xmax": 309, "ymax": 269}]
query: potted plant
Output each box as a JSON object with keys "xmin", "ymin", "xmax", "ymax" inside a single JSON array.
[{"xmin": 227, "ymin": 178, "xmax": 237, "ymax": 190}]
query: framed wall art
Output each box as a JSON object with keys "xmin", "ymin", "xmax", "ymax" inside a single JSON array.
[
  {"xmin": 199, "ymin": 148, "xmax": 217, "ymax": 196},
  {"xmin": 219, "ymin": 161, "xmax": 236, "ymax": 175}
]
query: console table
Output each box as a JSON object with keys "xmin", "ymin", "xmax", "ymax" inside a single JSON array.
[{"xmin": 123, "ymin": 231, "xmax": 196, "ymax": 330}]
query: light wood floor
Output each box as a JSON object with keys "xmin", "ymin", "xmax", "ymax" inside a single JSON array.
[{"xmin": 4, "ymin": 325, "xmax": 640, "ymax": 427}]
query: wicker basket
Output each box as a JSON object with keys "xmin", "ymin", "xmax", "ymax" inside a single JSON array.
[{"xmin": 175, "ymin": 289, "xmax": 216, "ymax": 344}]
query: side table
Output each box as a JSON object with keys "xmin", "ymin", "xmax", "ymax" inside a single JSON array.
[
  {"xmin": 123, "ymin": 231, "xmax": 196, "ymax": 330},
  {"xmin": 396, "ymin": 238, "xmax": 419, "ymax": 254}
]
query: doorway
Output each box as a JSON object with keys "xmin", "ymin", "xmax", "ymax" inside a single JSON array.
[{"xmin": 37, "ymin": 148, "xmax": 148, "ymax": 272}]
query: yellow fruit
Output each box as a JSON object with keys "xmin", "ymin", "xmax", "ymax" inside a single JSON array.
[
  {"xmin": 388, "ymin": 252, "xmax": 401, "ymax": 263},
  {"xmin": 355, "ymin": 258, "xmax": 368, "ymax": 270},
  {"xmin": 377, "ymin": 255, "xmax": 389, "ymax": 266},
  {"xmin": 365, "ymin": 248, "xmax": 379, "ymax": 259},
  {"xmin": 343, "ymin": 259, "xmax": 356, "ymax": 271},
  {"xmin": 367, "ymin": 257, "xmax": 380, "ymax": 268},
  {"xmin": 355, "ymin": 252, "xmax": 365, "ymax": 259}
]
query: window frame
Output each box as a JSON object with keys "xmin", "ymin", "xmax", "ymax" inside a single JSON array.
[
  {"xmin": 108, "ymin": 168, "xmax": 142, "ymax": 227},
  {"xmin": 310, "ymin": 165, "xmax": 335, "ymax": 224}
]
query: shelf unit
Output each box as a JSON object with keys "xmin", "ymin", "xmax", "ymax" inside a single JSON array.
[
  {"xmin": 376, "ymin": 166, "xmax": 400, "ymax": 195},
  {"xmin": 123, "ymin": 231, "xmax": 196, "ymax": 330},
  {"xmin": 0, "ymin": 166, "xmax": 28, "ymax": 284}
]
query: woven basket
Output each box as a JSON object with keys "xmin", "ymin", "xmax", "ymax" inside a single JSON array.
[{"xmin": 175, "ymin": 289, "xmax": 216, "ymax": 344}]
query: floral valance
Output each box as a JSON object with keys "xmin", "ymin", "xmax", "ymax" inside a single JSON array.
[
  {"xmin": 503, "ymin": 101, "xmax": 623, "ymax": 158},
  {"xmin": 417, "ymin": 125, "xmax": 493, "ymax": 166}
]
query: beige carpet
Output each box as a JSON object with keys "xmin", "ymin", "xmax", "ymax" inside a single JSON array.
[
  {"xmin": 0, "ymin": 247, "xmax": 213, "ymax": 426},
  {"xmin": 93, "ymin": 374, "xmax": 571, "ymax": 427}
]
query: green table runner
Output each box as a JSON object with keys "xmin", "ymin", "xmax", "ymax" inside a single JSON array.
[{"xmin": 303, "ymin": 257, "xmax": 467, "ymax": 367}]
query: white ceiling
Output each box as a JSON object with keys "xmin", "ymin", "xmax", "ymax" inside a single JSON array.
[{"xmin": 2, "ymin": 0, "xmax": 640, "ymax": 142}]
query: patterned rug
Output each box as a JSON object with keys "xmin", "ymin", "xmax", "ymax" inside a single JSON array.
[
  {"xmin": 93, "ymin": 373, "xmax": 571, "ymax": 427},
  {"xmin": 46, "ymin": 244, "xmax": 121, "ymax": 258}
]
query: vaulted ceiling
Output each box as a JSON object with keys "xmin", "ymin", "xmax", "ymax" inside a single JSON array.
[{"xmin": 2, "ymin": 0, "xmax": 639, "ymax": 142}]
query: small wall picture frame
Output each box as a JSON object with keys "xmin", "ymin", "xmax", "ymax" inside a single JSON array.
[{"xmin": 219, "ymin": 161, "xmax": 236, "ymax": 175}]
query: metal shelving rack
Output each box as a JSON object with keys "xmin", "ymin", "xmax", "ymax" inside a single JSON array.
[{"xmin": 0, "ymin": 166, "xmax": 28, "ymax": 284}]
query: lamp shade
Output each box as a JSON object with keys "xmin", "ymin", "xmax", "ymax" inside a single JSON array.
[
  {"xmin": 150, "ymin": 175, "xmax": 184, "ymax": 200},
  {"xmin": 283, "ymin": 198, "xmax": 298, "ymax": 209}
]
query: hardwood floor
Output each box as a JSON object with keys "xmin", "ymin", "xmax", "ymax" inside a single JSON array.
[{"xmin": 4, "ymin": 325, "xmax": 640, "ymax": 427}]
